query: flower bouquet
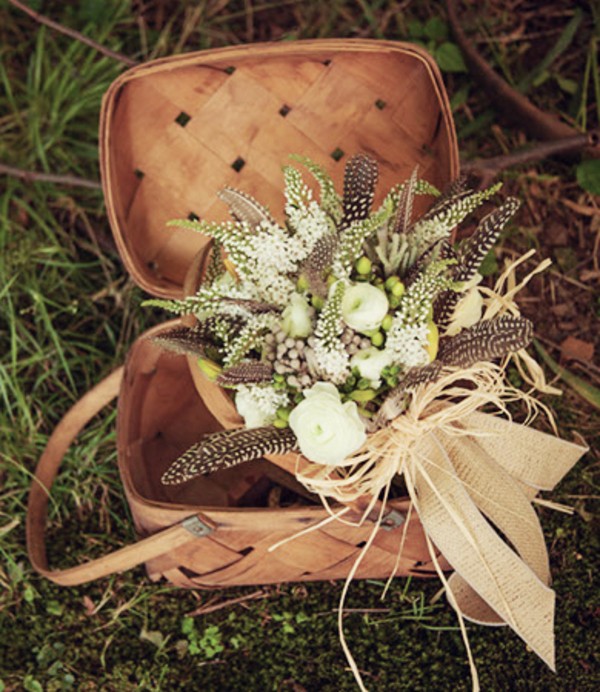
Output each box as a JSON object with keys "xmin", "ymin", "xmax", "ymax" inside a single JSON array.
[{"xmin": 145, "ymin": 154, "xmax": 587, "ymax": 689}]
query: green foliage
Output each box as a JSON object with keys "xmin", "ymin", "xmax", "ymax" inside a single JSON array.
[
  {"xmin": 478, "ymin": 249, "xmax": 499, "ymax": 277},
  {"xmin": 181, "ymin": 618, "xmax": 225, "ymax": 659},
  {"xmin": 576, "ymin": 159, "xmax": 600, "ymax": 195},
  {"xmin": 406, "ymin": 16, "xmax": 466, "ymax": 73},
  {"xmin": 434, "ymin": 42, "xmax": 468, "ymax": 73},
  {"xmin": 271, "ymin": 610, "xmax": 310, "ymax": 635}
]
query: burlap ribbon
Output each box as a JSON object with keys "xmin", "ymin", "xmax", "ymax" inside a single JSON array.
[{"xmin": 410, "ymin": 412, "xmax": 587, "ymax": 670}]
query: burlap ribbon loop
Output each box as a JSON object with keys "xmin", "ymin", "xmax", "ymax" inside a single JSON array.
[{"xmin": 407, "ymin": 414, "xmax": 587, "ymax": 671}]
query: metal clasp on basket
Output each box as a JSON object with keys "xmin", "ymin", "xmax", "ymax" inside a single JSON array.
[
  {"xmin": 380, "ymin": 508, "xmax": 406, "ymax": 531},
  {"xmin": 182, "ymin": 515, "xmax": 214, "ymax": 538}
]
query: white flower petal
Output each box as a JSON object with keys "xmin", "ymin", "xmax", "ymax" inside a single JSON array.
[{"xmin": 350, "ymin": 347, "xmax": 393, "ymax": 384}]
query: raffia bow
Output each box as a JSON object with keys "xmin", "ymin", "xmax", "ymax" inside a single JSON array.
[{"xmin": 293, "ymin": 361, "xmax": 587, "ymax": 686}]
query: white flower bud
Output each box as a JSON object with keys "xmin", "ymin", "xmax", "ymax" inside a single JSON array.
[{"xmin": 282, "ymin": 294, "xmax": 313, "ymax": 338}]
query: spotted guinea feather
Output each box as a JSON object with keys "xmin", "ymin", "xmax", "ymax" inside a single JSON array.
[
  {"xmin": 151, "ymin": 325, "xmax": 211, "ymax": 357},
  {"xmin": 341, "ymin": 154, "xmax": 379, "ymax": 229},
  {"xmin": 220, "ymin": 296, "xmax": 280, "ymax": 314},
  {"xmin": 438, "ymin": 315, "xmax": 533, "ymax": 368},
  {"xmin": 435, "ymin": 199, "xmax": 520, "ymax": 327},
  {"xmin": 433, "ymin": 288, "xmax": 460, "ymax": 328},
  {"xmin": 218, "ymin": 187, "xmax": 274, "ymax": 229},
  {"xmin": 392, "ymin": 166, "xmax": 418, "ymax": 235},
  {"xmin": 455, "ymin": 197, "xmax": 520, "ymax": 283},
  {"xmin": 217, "ymin": 361, "xmax": 273, "ymax": 387},
  {"xmin": 161, "ymin": 426, "xmax": 298, "ymax": 484},
  {"xmin": 301, "ymin": 233, "xmax": 338, "ymax": 296}
]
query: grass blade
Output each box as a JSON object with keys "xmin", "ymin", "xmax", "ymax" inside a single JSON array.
[
  {"xmin": 533, "ymin": 340, "xmax": 600, "ymax": 410},
  {"xmin": 517, "ymin": 9, "xmax": 584, "ymax": 94}
]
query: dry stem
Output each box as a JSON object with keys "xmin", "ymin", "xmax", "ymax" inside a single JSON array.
[{"xmin": 8, "ymin": 0, "xmax": 138, "ymax": 67}]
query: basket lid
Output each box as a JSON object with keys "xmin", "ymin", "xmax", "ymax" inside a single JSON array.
[{"xmin": 100, "ymin": 39, "xmax": 459, "ymax": 299}]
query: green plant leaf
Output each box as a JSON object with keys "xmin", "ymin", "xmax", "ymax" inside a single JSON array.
[
  {"xmin": 478, "ymin": 249, "xmax": 499, "ymax": 277},
  {"xmin": 576, "ymin": 159, "xmax": 600, "ymax": 195},
  {"xmin": 140, "ymin": 628, "xmax": 166, "ymax": 648},
  {"xmin": 534, "ymin": 340, "xmax": 600, "ymax": 410},
  {"xmin": 181, "ymin": 616, "xmax": 195, "ymax": 635},
  {"xmin": 435, "ymin": 43, "xmax": 467, "ymax": 73},
  {"xmin": 407, "ymin": 19, "xmax": 424, "ymax": 38},
  {"xmin": 46, "ymin": 600, "xmax": 63, "ymax": 616},
  {"xmin": 23, "ymin": 678, "xmax": 43, "ymax": 692},
  {"xmin": 555, "ymin": 75, "xmax": 578, "ymax": 95},
  {"xmin": 424, "ymin": 17, "xmax": 449, "ymax": 41},
  {"xmin": 450, "ymin": 84, "xmax": 470, "ymax": 111}
]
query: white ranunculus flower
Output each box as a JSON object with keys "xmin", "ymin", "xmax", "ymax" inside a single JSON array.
[
  {"xmin": 351, "ymin": 347, "xmax": 393, "ymax": 385},
  {"xmin": 341, "ymin": 283, "xmax": 389, "ymax": 334},
  {"xmin": 281, "ymin": 293, "xmax": 312, "ymax": 338},
  {"xmin": 289, "ymin": 382, "xmax": 367, "ymax": 466}
]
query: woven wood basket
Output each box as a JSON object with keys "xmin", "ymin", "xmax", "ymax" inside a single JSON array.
[{"xmin": 28, "ymin": 39, "xmax": 458, "ymax": 588}]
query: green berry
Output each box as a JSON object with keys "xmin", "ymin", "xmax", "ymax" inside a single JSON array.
[
  {"xmin": 381, "ymin": 314, "xmax": 393, "ymax": 332},
  {"xmin": 355, "ymin": 256, "xmax": 372, "ymax": 275},
  {"xmin": 370, "ymin": 331, "xmax": 384, "ymax": 347},
  {"xmin": 276, "ymin": 406, "xmax": 291, "ymax": 422},
  {"xmin": 349, "ymin": 389, "xmax": 377, "ymax": 402},
  {"xmin": 311, "ymin": 295, "xmax": 324, "ymax": 310},
  {"xmin": 297, "ymin": 274, "xmax": 309, "ymax": 292},
  {"xmin": 385, "ymin": 276, "xmax": 400, "ymax": 290},
  {"xmin": 391, "ymin": 281, "xmax": 405, "ymax": 298},
  {"xmin": 273, "ymin": 418, "xmax": 289, "ymax": 429}
]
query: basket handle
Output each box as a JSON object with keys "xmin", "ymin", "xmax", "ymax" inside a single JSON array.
[{"xmin": 26, "ymin": 367, "xmax": 214, "ymax": 586}]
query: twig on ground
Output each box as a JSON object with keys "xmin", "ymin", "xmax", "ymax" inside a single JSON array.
[
  {"xmin": 0, "ymin": 163, "xmax": 102, "ymax": 190},
  {"xmin": 447, "ymin": 0, "xmax": 600, "ymax": 157},
  {"xmin": 7, "ymin": 0, "xmax": 138, "ymax": 67},
  {"xmin": 462, "ymin": 131, "xmax": 600, "ymax": 186},
  {"xmin": 186, "ymin": 589, "xmax": 268, "ymax": 617}
]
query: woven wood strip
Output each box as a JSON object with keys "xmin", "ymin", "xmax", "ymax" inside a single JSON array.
[
  {"xmin": 101, "ymin": 39, "xmax": 458, "ymax": 298},
  {"xmin": 145, "ymin": 534, "xmax": 244, "ymax": 578}
]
